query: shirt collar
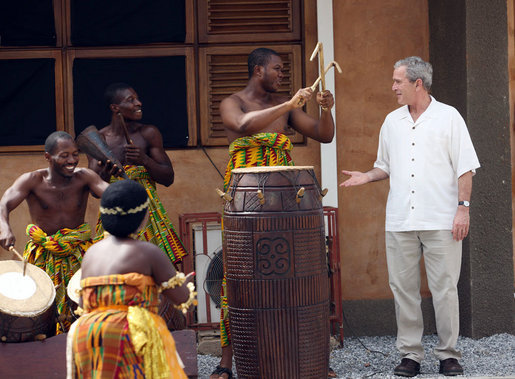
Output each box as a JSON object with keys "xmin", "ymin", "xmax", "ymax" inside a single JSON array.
[{"xmin": 397, "ymin": 95, "xmax": 437, "ymax": 121}]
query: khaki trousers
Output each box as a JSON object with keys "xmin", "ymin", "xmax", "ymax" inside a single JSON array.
[{"xmin": 385, "ymin": 230, "xmax": 462, "ymax": 362}]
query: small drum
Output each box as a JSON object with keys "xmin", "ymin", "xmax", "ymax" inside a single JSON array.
[
  {"xmin": 67, "ymin": 268, "xmax": 82, "ymax": 305},
  {"xmin": 66, "ymin": 268, "xmax": 82, "ymax": 321},
  {"xmin": 224, "ymin": 166, "xmax": 330, "ymax": 379},
  {"xmin": 0, "ymin": 260, "xmax": 56, "ymax": 342}
]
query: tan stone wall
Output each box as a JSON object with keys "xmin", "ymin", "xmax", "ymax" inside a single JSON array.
[
  {"xmin": 333, "ymin": 0, "xmax": 430, "ymax": 300},
  {"xmin": 0, "ymin": 142, "xmax": 321, "ymax": 261}
]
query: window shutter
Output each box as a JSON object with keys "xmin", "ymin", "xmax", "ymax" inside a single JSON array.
[{"xmin": 198, "ymin": 0, "xmax": 301, "ymax": 43}]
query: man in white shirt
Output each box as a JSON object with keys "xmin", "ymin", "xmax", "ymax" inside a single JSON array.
[{"xmin": 340, "ymin": 56, "xmax": 480, "ymax": 377}]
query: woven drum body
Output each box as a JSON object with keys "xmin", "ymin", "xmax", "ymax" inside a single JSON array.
[
  {"xmin": 0, "ymin": 260, "xmax": 56, "ymax": 342},
  {"xmin": 223, "ymin": 166, "xmax": 330, "ymax": 379}
]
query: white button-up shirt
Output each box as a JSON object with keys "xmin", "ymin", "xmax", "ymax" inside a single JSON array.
[{"xmin": 374, "ymin": 96, "xmax": 480, "ymax": 231}]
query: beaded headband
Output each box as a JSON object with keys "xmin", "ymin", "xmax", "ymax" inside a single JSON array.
[{"xmin": 100, "ymin": 198, "xmax": 150, "ymax": 216}]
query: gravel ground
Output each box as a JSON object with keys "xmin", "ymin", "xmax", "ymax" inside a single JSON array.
[{"xmin": 197, "ymin": 333, "xmax": 515, "ymax": 378}]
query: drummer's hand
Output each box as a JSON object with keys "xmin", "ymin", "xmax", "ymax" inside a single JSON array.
[
  {"xmin": 0, "ymin": 230, "xmax": 15, "ymax": 251},
  {"xmin": 288, "ymin": 87, "xmax": 314, "ymax": 109},
  {"xmin": 317, "ymin": 90, "xmax": 334, "ymax": 111},
  {"xmin": 97, "ymin": 160, "xmax": 124, "ymax": 180},
  {"xmin": 125, "ymin": 144, "xmax": 146, "ymax": 166}
]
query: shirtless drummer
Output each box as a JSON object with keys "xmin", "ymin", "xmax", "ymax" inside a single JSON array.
[{"xmin": 0, "ymin": 131, "xmax": 117, "ymax": 332}]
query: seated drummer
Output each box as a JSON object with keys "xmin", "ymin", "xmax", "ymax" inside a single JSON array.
[
  {"xmin": 0, "ymin": 131, "xmax": 118, "ymax": 333},
  {"xmin": 211, "ymin": 47, "xmax": 336, "ymax": 379}
]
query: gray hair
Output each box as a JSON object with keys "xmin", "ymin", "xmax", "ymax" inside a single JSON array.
[{"xmin": 394, "ymin": 56, "xmax": 433, "ymax": 91}]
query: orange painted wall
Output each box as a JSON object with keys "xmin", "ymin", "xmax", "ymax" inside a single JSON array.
[{"xmin": 333, "ymin": 0, "xmax": 430, "ymax": 300}]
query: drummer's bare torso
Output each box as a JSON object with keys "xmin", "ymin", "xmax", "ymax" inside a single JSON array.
[
  {"xmin": 225, "ymin": 91, "xmax": 294, "ymax": 143},
  {"xmin": 99, "ymin": 123, "xmax": 151, "ymax": 165},
  {"xmin": 26, "ymin": 169, "xmax": 91, "ymax": 235}
]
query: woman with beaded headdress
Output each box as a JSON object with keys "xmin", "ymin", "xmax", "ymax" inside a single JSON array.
[{"xmin": 67, "ymin": 180, "xmax": 196, "ymax": 378}]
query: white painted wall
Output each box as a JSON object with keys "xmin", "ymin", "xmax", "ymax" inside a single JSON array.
[{"xmin": 316, "ymin": 0, "xmax": 338, "ymax": 208}]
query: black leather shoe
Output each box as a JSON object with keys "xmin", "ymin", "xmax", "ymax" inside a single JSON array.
[
  {"xmin": 394, "ymin": 358, "xmax": 420, "ymax": 377},
  {"xmin": 439, "ymin": 358, "xmax": 463, "ymax": 376}
]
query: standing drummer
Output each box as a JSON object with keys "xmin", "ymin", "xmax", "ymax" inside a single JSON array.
[
  {"xmin": 88, "ymin": 82, "xmax": 187, "ymax": 267},
  {"xmin": 211, "ymin": 47, "xmax": 336, "ymax": 379},
  {"xmin": 0, "ymin": 131, "xmax": 114, "ymax": 333}
]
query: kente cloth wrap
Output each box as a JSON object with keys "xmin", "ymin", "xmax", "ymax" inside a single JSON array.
[
  {"xmin": 95, "ymin": 165, "xmax": 187, "ymax": 264},
  {"xmin": 220, "ymin": 132, "xmax": 294, "ymax": 347},
  {"xmin": 24, "ymin": 223, "xmax": 92, "ymax": 333},
  {"xmin": 223, "ymin": 132, "xmax": 293, "ymax": 191},
  {"xmin": 68, "ymin": 273, "xmax": 186, "ymax": 379}
]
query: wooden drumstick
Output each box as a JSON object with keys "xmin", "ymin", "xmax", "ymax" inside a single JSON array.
[
  {"xmin": 118, "ymin": 113, "xmax": 133, "ymax": 144},
  {"xmin": 297, "ymin": 42, "xmax": 324, "ymax": 107},
  {"xmin": 309, "ymin": 61, "xmax": 343, "ymax": 92},
  {"xmin": 310, "ymin": 42, "xmax": 326, "ymax": 91},
  {"xmin": 9, "ymin": 245, "xmax": 27, "ymax": 276}
]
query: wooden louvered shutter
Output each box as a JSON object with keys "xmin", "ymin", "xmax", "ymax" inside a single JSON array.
[
  {"xmin": 199, "ymin": 45, "xmax": 304, "ymax": 146},
  {"xmin": 198, "ymin": 0, "xmax": 301, "ymax": 43}
]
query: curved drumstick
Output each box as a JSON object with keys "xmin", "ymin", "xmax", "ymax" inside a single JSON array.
[
  {"xmin": 310, "ymin": 42, "xmax": 326, "ymax": 91},
  {"xmin": 310, "ymin": 61, "xmax": 343, "ymax": 92},
  {"xmin": 118, "ymin": 113, "xmax": 134, "ymax": 144},
  {"xmin": 297, "ymin": 61, "xmax": 343, "ymax": 107}
]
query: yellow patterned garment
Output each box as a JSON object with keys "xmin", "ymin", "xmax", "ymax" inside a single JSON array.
[
  {"xmin": 95, "ymin": 165, "xmax": 187, "ymax": 265},
  {"xmin": 220, "ymin": 132, "xmax": 294, "ymax": 347},
  {"xmin": 224, "ymin": 132, "xmax": 294, "ymax": 191},
  {"xmin": 69, "ymin": 273, "xmax": 186, "ymax": 379},
  {"xmin": 24, "ymin": 223, "xmax": 92, "ymax": 333}
]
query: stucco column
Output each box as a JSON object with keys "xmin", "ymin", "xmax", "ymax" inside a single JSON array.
[{"xmin": 429, "ymin": 0, "xmax": 514, "ymax": 337}]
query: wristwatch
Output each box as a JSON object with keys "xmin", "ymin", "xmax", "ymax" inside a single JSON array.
[{"xmin": 458, "ymin": 200, "xmax": 470, "ymax": 207}]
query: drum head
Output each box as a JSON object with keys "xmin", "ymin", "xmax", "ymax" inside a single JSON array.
[
  {"xmin": 67, "ymin": 268, "xmax": 82, "ymax": 305},
  {"xmin": 231, "ymin": 165, "xmax": 314, "ymax": 174},
  {"xmin": 0, "ymin": 260, "xmax": 55, "ymax": 317}
]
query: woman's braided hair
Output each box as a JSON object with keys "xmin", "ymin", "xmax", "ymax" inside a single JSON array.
[{"xmin": 100, "ymin": 180, "xmax": 149, "ymax": 237}]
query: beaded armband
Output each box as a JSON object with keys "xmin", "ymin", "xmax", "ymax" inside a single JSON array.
[
  {"xmin": 159, "ymin": 273, "xmax": 198, "ymax": 314},
  {"xmin": 160, "ymin": 272, "xmax": 187, "ymax": 290}
]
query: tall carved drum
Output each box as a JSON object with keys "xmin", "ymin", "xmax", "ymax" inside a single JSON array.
[{"xmin": 224, "ymin": 166, "xmax": 330, "ymax": 379}]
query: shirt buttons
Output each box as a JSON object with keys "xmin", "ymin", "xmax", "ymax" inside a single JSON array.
[{"xmin": 411, "ymin": 174, "xmax": 414, "ymax": 177}]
